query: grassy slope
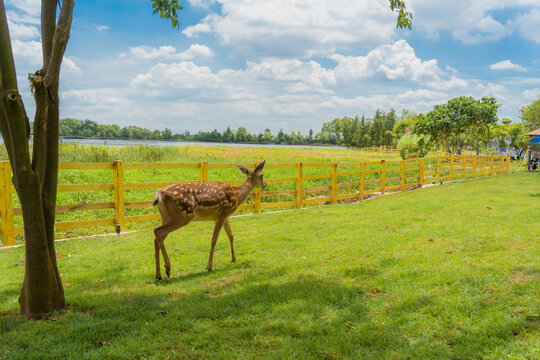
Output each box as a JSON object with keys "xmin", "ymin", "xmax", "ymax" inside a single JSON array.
[{"xmin": 0, "ymin": 172, "xmax": 538, "ymax": 359}]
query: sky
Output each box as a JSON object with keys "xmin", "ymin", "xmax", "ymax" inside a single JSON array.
[{"xmin": 5, "ymin": 0, "xmax": 540, "ymax": 134}]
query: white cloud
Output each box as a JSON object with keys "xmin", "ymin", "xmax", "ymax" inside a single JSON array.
[
  {"xmin": 330, "ymin": 40, "xmax": 441, "ymax": 82},
  {"xmin": 126, "ymin": 44, "xmax": 213, "ymax": 61},
  {"xmin": 177, "ymin": 44, "xmax": 214, "ymax": 60},
  {"xmin": 408, "ymin": 0, "xmax": 540, "ymax": 44},
  {"xmin": 490, "ymin": 60, "xmax": 527, "ymax": 72},
  {"xmin": 513, "ymin": 9, "xmax": 540, "ymax": 44},
  {"xmin": 128, "ymin": 45, "xmax": 177, "ymax": 60},
  {"xmin": 11, "ymin": 39, "xmax": 42, "ymax": 66},
  {"xmin": 62, "ymin": 57, "xmax": 82, "ymax": 77},
  {"xmin": 522, "ymin": 89, "xmax": 540, "ymax": 100},
  {"xmin": 183, "ymin": 22, "xmax": 213, "ymax": 37},
  {"xmin": 130, "ymin": 62, "xmax": 222, "ymax": 89},
  {"xmin": 7, "ymin": 20, "xmax": 39, "ymax": 39},
  {"xmin": 96, "ymin": 25, "xmax": 110, "ymax": 32},
  {"xmin": 188, "ymin": 0, "xmax": 217, "ymax": 8},
  {"xmin": 183, "ymin": 0, "xmax": 397, "ymax": 57},
  {"xmin": 425, "ymin": 76, "xmax": 469, "ymax": 91},
  {"xmin": 5, "ymin": 0, "xmax": 41, "ymax": 17}
]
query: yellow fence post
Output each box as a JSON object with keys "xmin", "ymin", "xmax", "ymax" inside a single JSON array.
[
  {"xmin": 0, "ymin": 161, "xmax": 15, "ymax": 246},
  {"xmin": 449, "ymin": 155, "xmax": 454, "ymax": 180},
  {"xmin": 473, "ymin": 157, "xmax": 477, "ymax": 179},
  {"xmin": 489, "ymin": 156, "xmax": 494, "ymax": 176},
  {"xmin": 380, "ymin": 160, "xmax": 386, "ymax": 194},
  {"xmin": 358, "ymin": 162, "xmax": 365, "ymax": 201},
  {"xmin": 462, "ymin": 155, "xmax": 466, "ymax": 179},
  {"xmin": 198, "ymin": 161, "xmax": 208, "ymax": 182},
  {"xmin": 113, "ymin": 160, "xmax": 126, "ymax": 233},
  {"xmin": 331, "ymin": 163, "xmax": 337, "ymax": 204},
  {"xmin": 419, "ymin": 159, "xmax": 424, "ymax": 188},
  {"xmin": 436, "ymin": 156, "xmax": 441, "ymax": 183},
  {"xmin": 296, "ymin": 162, "xmax": 303, "ymax": 209},
  {"xmin": 400, "ymin": 160, "xmax": 406, "ymax": 192},
  {"xmin": 198, "ymin": 162, "xmax": 204, "ymax": 182}
]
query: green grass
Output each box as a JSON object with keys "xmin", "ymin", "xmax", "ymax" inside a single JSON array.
[{"xmin": 0, "ymin": 172, "xmax": 538, "ymax": 359}]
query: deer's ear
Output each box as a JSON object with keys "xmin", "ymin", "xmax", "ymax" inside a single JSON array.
[
  {"xmin": 237, "ymin": 165, "xmax": 249, "ymax": 175},
  {"xmin": 254, "ymin": 160, "xmax": 266, "ymax": 174}
]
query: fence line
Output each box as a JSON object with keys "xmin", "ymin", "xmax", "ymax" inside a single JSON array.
[{"xmin": 0, "ymin": 155, "xmax": 509, "ymax": 246}]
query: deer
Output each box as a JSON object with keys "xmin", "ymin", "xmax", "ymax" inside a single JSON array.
[{"xmin": 152, "ymin": 161, "xmax": 266, "ymax": 280}]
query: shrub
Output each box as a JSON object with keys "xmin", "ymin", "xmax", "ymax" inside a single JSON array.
[{"xmin": 397, "ymin": 134, "xmax": 432, "ymax": 159}]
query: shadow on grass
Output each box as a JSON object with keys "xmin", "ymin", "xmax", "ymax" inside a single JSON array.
[{"xmin": 1, "ymin": 266, "xmax": 536, "ymax": 359}]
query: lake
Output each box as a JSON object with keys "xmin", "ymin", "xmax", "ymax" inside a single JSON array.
[{"xmin": 58, "ymin": 138, "xmax": 347, "ymax": 149}]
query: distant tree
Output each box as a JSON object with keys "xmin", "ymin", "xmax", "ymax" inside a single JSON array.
[
  {"xmin": 235, "ymin": 127, "xmax": 246, "ymax": 142},
  {"xmin": 519, "ymin": 96, "xmax": 540, "ymax": 131},
  {"xmin": 416, "ymin": 97, "xmax": 499, "ymax": 154},
  {"xmin": 162, "ymin": 128, "xmax": 173, "ymax": 139},
  {"xmin": 261, "ymin": 129, "xmax": 274, "ymax": 143},
  {"xmin": 222, "ymin": 126, "xmax": 234, "ymax": 143}
]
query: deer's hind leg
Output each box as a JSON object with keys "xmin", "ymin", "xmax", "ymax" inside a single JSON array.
[{"xmin": 154, "ymin": 209, "xmax": 192, "ymax": 280}]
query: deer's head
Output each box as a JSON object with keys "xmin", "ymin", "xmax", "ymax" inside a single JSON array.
[{"xmin": 237, "ymin": 161, "xmax": 266, "ymax": 189}]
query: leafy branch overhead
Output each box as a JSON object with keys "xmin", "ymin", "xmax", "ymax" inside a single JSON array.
[
  {"xmin": 152, "ymin": 0, "xmax": 183, "ymax": 29},
  {"xmin": 389, "ymin": 0, "xmax": 413, "ymax": 29},
  {"xmin": 151, "ymin": 1, "xmax": 413, "ymax": 30}
]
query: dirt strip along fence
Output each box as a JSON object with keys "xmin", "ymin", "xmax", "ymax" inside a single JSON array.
[{"xmin": 0, "ymin": 155, "xmax": 509, "ymax": 246}]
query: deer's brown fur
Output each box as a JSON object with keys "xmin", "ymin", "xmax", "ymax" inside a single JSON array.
[{"xmin": 152, "ymin": 161, "xmax": 266, "ymax": 279}]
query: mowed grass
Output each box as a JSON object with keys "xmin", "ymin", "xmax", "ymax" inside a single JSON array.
[{"xmin": 0, "ymin": 172, "xmax": 538, "ymax": 359}]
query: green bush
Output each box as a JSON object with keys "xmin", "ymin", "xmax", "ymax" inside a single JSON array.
[{"xmin": 397, "ymin": 134, "xmax": 432, "ymax": 159}]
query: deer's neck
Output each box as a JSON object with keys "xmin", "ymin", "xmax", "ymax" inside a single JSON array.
[{"xmin": 234, "ymin": 179, "xmax": 254, "ymax": 205}]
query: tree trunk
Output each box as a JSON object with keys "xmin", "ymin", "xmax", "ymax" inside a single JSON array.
[{"xmin": 0, "ymin": 0, "xmax": 72, "ymax": 319}]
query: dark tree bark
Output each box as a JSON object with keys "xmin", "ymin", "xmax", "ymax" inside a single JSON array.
[{"xmin": 0, "ymin": 0, "xmax": 73, "ymax": 319}]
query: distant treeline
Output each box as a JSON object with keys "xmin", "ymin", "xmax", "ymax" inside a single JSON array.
[{"xmin": 58, "ymin": 111, "xmax": 402, "ymax": 147}]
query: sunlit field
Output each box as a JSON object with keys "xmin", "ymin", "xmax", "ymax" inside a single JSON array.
[{"xmin": 0, "ymin": 172, "xmax": 538, "ymax": 359}]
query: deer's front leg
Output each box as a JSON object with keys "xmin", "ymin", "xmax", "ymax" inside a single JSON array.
[
  {"xmin": 223, "ymin": 219, "xmax": 236, "ymax": 263},
  {"xmin": 154, "ymin": 238, "xmax": 162, "ymax": 280},
  {"xmin": 207, "ymin": 218, "xmax": 225, "ymax": 271}
]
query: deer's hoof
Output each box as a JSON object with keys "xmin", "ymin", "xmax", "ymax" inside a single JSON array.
[
  {"xmin": 165, "ymin": 266, "xmax": 171, "ymax": 277},
  {"xmin": 155, "ymin": 275, "xmax": 163, "ymax": 281},
  {"xmin": 231, "ymin": 257, "xmax": 237, "ymax": 263},
  {"xmin": 206, "ymin": 266, "xmax": 212, "ymax": 272}
]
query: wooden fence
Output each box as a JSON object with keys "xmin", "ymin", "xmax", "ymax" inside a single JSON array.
[{"xmin": 0, "ymin": 155, "xmax": 509, "ymax": 246}]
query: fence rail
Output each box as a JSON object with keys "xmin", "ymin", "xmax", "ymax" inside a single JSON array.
[{"xmin": 0, "ymin": 155, "xmax": 509, "ymax": 246}]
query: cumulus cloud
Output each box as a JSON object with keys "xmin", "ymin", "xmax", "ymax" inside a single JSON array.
[
  {"xmin": 490, "ymin": 60, "xmax": 527, "ymax": 72},
  {"xmin": 125, "ymin": 44, "xmax": 213, "ymax": 61},
  {"xmin": 513, "ymin": 9, "xmax": 540, "ymax": 44},
  {"xmin": 130, "ymin": 61, "xmax": 222, "ymax": 90},
  {"xmin": 11, "ymin": 39, "xmax": 42, "ymax": 66},
  {"xmin": 5, "ymin": 0, "xmax": 41, "ymax": 17},
  {"xmin": 188, "ymin": 0, "xmax": 217, "ymax": 8},
  {"xmin": 330, "ymin": 40, "xmax": 441, "ymax": 82},
  {"xmin": 7, "ymin": 19, "xmax": 39, "ymax": 39},
  {"xmin": 183, "ymin": 0, "xmax": 397, "ymax": 57},
  {"xmin": 408, "ymin": 0, "xmax": 540, "ymax": 44},
  {"xmin": 62, "ymin": 57, "xmax": 83, "ymax": 77}
]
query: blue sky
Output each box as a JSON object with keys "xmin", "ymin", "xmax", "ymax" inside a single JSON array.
[{"xmin": 5, "ymin": 0, "xmax": 540, "ymax": 134}]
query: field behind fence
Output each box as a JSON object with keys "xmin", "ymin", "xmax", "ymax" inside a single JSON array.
[{"xmin": 0, "ymin": 154, "xmax": 509, "ymax": 246}]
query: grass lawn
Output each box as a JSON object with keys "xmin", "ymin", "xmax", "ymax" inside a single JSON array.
[{"xmin": 0, "ymin": 172, "xmax": 538, "ymax": 359}]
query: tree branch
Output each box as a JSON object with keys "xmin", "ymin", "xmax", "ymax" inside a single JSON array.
[
  {"xmin": 0, "ymin": 0, "xmax": 32, "ymax": 180},
  {"xmin": 43, "ymin": 0, "xmax": 74, "ymax": 89},
  {"xmin": 41, "ymin": 0, "xmax": 57, "ymax": 71}
]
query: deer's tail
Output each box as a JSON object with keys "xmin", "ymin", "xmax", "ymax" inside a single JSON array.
[{"xmin": 153, "ymin": 191, "xmax": 161, "ymax": 206}]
